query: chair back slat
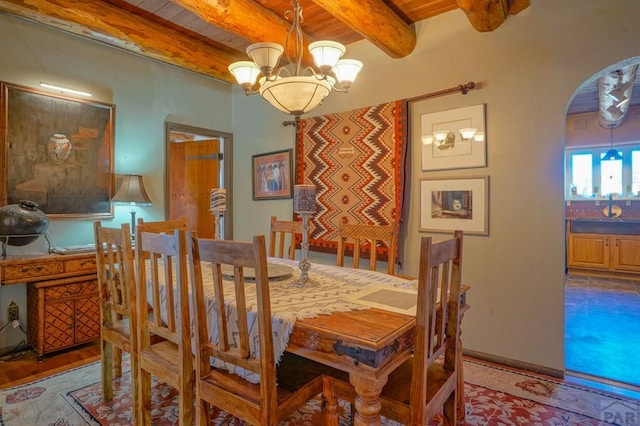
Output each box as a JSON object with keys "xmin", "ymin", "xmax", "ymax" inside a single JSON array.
[
  {"xmin": 411, "ymin": 230, "xmax": 463, "ymax": 424},
  {"xmin": 188, "ymin": 234, "xmax": 275, "ymax": 384},
  {"xmin": 336, "ymin": 222, "xmax": 398, "ymax": 274},
  {"xmin": 136, "ymin": 228, "xmax": 189, "ymax": 345},
  {"xmin": 269, "ymin": 216, "xmax": 303, "ymax": 260},
  {"xmin": 94, "ymin": 222, "xmax": 135, "ymax": 322}
]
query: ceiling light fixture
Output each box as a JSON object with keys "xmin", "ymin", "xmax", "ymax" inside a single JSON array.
[
  {"xmin": 604, "ymin": 126, "xmax": 623, "ymax": 161},
  {"xmin": 39, "ymin": 82, "xmax": 92, "ymax": 97},
  {"xmin": 228, "ymin": 0, "xmax": 362, "ymax": 118}
]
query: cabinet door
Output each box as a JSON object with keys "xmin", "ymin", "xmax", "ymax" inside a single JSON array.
[
  {"xmin": 611, "ymin": 235, "xmax": 640, "ymax": 272},
  {"xmin": 43, "ymin": 300, "xmax": 75, "ymax": 352},
  {"xmin": 567, "ymin": 233, "xmax": 610, "ymax": 270},
  {"xmin": 74, "ymin": 294, "xmax": 101, "ymax": 343}
]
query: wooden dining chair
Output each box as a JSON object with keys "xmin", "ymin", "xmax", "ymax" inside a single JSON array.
[
  {"xmin": 187, "ymin": 233, "xmax": 325, "ymax": 425},
  {"xmin": 324, "ymin": 230, "xmax": 464, "ymax": 426},
  {"xmin": 269, "ymin": 215, "xmax": 302, "ymax": 259},
  {"xmin": 336, "ymin": 222, "xmax": 398, "ymax": 274},
  {"xmin": 93, "ymin": 221, "xmax": 139, "ymax": 421},
  {"xmin": 135, "ymin": 226, "xmax": 194, "ymax": 425},
  {"xmin": 136, "ymin": 216, "xmax": 187, "ymax": 234}
]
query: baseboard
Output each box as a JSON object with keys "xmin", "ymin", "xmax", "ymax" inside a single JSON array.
[{"xmin": 463, "ymin": 349, "xmax": 564, "ymax": 379}]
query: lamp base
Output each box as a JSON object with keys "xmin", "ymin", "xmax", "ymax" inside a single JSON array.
[{"xmin": 129, "ymin": 210, "xmax": 137, "ymax": 240}]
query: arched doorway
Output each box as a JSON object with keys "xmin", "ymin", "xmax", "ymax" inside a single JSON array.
[{"xmin": 565, "ymin": 58, "xmax": 640, "ymax": 391}]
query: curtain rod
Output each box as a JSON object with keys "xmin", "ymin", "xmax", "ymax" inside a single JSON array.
[
  {"xmin": 284, "ymin": 81, "xmax": 477, "ymax": 129},
  {"xmin": 406, "ymin": 81, "xmax": 477, "ymax": 103}
]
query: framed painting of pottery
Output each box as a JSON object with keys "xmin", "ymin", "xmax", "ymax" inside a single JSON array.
[{"xmin": 0, "ymin": 82, "xmax": 115, "ymax": 219}]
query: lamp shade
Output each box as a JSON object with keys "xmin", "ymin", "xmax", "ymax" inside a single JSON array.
[
  {"xmin": 112, "ymin": 175, "xmax": 152, "ymax": 206},
  {"xmin": 309, "ymin": 40, "xmax": 345, "ymax": 71}
]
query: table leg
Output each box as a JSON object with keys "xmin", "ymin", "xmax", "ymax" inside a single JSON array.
[{"xmin": 350, "ymin": 375, "xmax": 387, "ymax": 426}]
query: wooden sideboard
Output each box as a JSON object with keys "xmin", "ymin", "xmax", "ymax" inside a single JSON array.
[{"xmin": 0, "ymin": 252, "xmax": 99, "ymax": 361}]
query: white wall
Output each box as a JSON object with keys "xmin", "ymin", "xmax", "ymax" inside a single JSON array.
[
  {"xmin": 231, "ymin": 0, "xmax": 640, "ymax": 372},
  {"xmin": 0, "ymin": 13, "xmax": 231, "ymax": 352}
]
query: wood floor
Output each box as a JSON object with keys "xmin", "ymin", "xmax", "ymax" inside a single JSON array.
[{"xmin": 0, "ymin": 341, "xmax": 100, "ymax": 390}]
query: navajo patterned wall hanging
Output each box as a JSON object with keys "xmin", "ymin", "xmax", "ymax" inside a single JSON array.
[{"xmin": 295, "ymin": 100, "xmax": 406, "ymax": 258}]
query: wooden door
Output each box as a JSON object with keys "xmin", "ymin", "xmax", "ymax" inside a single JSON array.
[{"xmin": 169, "ymin": 139, "xmax": 220, "ymax": 239}]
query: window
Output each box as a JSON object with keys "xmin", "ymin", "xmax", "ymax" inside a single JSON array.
[{"xmin": 566, "ymin": 145, "xmax": 640, "ymax": 198}]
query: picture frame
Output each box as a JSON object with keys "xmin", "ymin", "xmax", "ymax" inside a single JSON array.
[
  {"xmin": 251, "ymin": 148, "xmax": 293, "ymax": 200},
  {"xmin": 0, "ymin": 82, "xmax": 115, "ymax": 218},
  {"xmin": 411, "ymin": 103, "xmax": 487, "ymax": 171},
  {"xmin": 419, "ymin": 176, "xmax": 489, "ymax": 235}
]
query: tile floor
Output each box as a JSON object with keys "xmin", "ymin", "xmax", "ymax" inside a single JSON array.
[{"xmin": 565, "ymin": 274, "xmax": 640, "ymax": 395}]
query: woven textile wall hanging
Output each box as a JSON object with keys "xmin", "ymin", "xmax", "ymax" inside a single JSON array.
[{"xmin": 295, "ymin": 100, "xmax": 406, "ymax": 258}]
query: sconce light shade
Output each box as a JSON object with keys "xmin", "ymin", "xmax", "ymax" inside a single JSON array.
[
  {"xmin": 473, "ymin": 131, "xmax": 485, "ymax": 142},
  {"xmin": 112, "ymin": 175, "xmax": 152, "ymax": 206}
]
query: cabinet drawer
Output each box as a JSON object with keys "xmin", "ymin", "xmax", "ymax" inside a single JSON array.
[
  {"xmin": 43, "ymin": 279, "xmax": 98, "ymax": 301},
  {"xmin": 64, "ymin": 256, "xmax": 97, "ymax": 274},
  {"xmin": 2, "ymin": 261, "xmax": 64, "ymax": 282}
]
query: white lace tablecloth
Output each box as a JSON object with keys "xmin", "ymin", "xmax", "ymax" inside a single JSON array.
[{"xmin": 155, "ymin": 258, "xmax": 417, "ymax": 383}]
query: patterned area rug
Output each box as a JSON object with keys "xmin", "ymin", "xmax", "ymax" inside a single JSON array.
[{"xmin": 1, "ymin": 357, "xmax": 638, "ymax": 425}]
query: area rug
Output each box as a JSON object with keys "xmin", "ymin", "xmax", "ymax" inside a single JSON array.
[{"xmin": 1, "ymin": 357, "xmax": 638, "ymax": 425}]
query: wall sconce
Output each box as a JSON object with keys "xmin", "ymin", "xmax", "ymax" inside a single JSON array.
[{"xmin": 111, "ymin": 174, "xmax": 152, "ymax": 238}]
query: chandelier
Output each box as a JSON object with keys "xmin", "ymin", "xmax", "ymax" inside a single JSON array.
[{"xmin": 227, "ymin": 0, "xmax": 363, "ymax": 117}]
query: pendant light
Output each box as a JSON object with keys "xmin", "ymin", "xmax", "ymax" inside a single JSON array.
[
  {"xmin": 227, "ymin": 0, "xmax": 362, "ymax": 118},
  {"xmin": 604, "ymin": 126, "xmax": 623, "ymax": 161}
]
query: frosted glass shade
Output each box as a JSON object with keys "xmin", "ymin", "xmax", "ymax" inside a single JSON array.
[
  {"xmin": 333, "ymin": 59, "xmax": 363, "ymax": 87},
  {"xmin": 259, "ymin": 76, "xmax": 332, "ymax": 115},
  {"xmin": 228, "ymin": 61, "xmax": 261, "ymax": 86},
  {"xmin": 459, "ymin": 128, "xmax": 477, "ymax": 140},
  {"xmin": 309, "ymin": 40, "xmax": 345, "ymax": 70},
  {"xmin": 246, "ymin": 42, "xmax": 284, "ymax": 73}
]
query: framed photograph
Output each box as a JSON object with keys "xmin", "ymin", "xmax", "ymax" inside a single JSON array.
[
  {"xmin": 252, "ymin": 148, "xmax": 293, "ymax": 200},
  {"xmin": 411, "ymin": 103, "xmax": 487, "ymax": 171},
  {"xmin": 0, "ymin": 82, "xmax": 115, "ymax": 218},
  {"xmin": 419, "ymin": 176, "xmax": 489, "ymax": 235}
]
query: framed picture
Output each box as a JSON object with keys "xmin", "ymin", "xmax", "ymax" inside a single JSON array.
[
  {"xmin": 419, "ymin": 176, "xmax": 489, "ymax": 235},
  {"xmin": 411, "ymin": 103, "xmax": 487, "ymax": 171},
  {"xmin": 251, "ymin": 148, "xmax": 293, "ymax": 200},
  {"xmin": 0, "ymin": 82, "xmax": 115, "ymax": 218}
]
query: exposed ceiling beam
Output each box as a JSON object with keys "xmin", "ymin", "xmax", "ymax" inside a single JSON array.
[
  {"xmin": 0, "ymin": 0, "xmax": 244, "ymax": 83},
  {"xmin": 311, "ymin": 0, "xmax": 416, "ymax": 59},
  {"xmin": 456, "ymin": 0, "xmax": 531, "ymax": 32}
]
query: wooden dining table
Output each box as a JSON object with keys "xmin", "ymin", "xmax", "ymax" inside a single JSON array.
[
  {"xmin": 264, "ymin": 258, "xmax": 469, "ymax": 426},
  {"xmin": 162, "ymin": 256, "xmax": 469, "ymax": 425}
]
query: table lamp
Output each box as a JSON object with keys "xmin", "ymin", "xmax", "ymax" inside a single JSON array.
[
  {"xmin": 292, "ymin": 184, "xmax": 317, "ymax": 287},
  {"xmin": 111, "ymin": 174, "xmax": 152, "ymax": 239}
]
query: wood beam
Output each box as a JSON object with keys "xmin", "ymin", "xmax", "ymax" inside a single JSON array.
[
  {"xmin": 312, "ymin": 0, "xmax": 416, "ymax": 59},
  {"xmin": 456, "ymin": 0, "xmax": 530, "ymax": 32},
  {"xmin": 0, "ymin": 0, "xmax": 244, "ymax": 83}
]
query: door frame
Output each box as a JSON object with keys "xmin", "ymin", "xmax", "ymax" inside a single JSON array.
[{"xmin": 165, "ymin": 121, "xmax": 233, "ymax": 239}]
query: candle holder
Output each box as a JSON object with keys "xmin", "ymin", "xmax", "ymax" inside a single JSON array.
[
  {"xmin": 292, "ymin": 184, "xmax": 317, "ymax": 288},
  {"xmin": 209, "ymin": 188, "xmax": 226, "ymax": 240}
]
